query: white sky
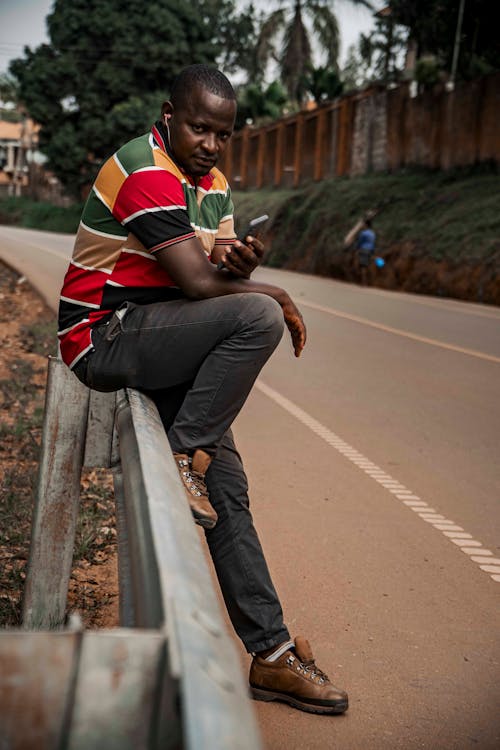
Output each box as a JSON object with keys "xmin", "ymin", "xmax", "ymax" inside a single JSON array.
[{"xmin": 0, "ymin": 0, "xmax": 378, "ymax": 75}]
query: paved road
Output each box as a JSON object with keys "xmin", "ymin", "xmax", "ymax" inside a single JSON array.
[{"xmin": 1, "ymin": 225, "xmax": 499, "ymax": 749}]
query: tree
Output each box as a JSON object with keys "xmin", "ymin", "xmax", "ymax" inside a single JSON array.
[
  {"xmin": 219, "ymin": 2, "xmax": 261, "ymax": 80},
  {"xmin": 9, "ymin": 0, "xmax": 245, "ymax": 196},
  {"xmin": 390, "ymin": 0, "xmax": 499, "ymax": 81},
  {"xmin": 253, "ymin": 0, "xmax": 372, "ymax": 105},
  {"xmin": 341, "ymin": 43, "xmax": 368, "ymax": 91},
  {"xmin": 235, "ymin": 80, "xmax": 288, "ymax": 128},
  {"xmin": 304, "ymin": 65, "xmax": 343, "ymax": 102},
  {"xmin": 358, "ymin": 9, "xmax": 408, "ymax": 84},
  {"xmin": 0, "ymin": 73, "xmax": 21, "ymax": 122}
]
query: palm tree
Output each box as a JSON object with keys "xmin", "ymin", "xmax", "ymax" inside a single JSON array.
[{"xmin": 254, "ymin": 0, "xmax": 372, "ymax": 105}]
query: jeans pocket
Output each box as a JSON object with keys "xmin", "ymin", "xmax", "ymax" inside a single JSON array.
[
  {"xmin": 85, "ymin": 321, "xmax": 134, "ymax": 393},
  {"xmin": 103, "ymin": 302, "xmax": 134, "ymax": 341}
]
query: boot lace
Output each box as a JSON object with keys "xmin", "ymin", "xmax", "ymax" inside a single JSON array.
[
  {"xmin": 286, "ymin": 653, "xmax": 330, "ymax": 685},
  {"xmin": 177, "ymin": 458, "xmax": 207, "ymax": 497}
]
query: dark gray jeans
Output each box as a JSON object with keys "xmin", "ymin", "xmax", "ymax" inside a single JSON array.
[{"xmin": 74, "ymin": 292, "xmax": 290, "ymax": 652}]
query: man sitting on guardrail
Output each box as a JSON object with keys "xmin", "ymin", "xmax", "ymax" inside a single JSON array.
[{"xmin": 57, "ymin": 64, "xmax": 348, "ymax": 716}]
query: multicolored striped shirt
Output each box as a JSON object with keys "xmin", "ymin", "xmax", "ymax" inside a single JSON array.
[{"xmin": 58, "ymin": 121, "xmax": 236, "ymax": 369}]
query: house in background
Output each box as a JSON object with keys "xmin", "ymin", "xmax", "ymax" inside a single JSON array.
[
  {"xmin": 0, "ymin": 117, "xmax": 68, "ymax": 203},
  {"xmin": 0, "ymin": 117, "xmax": 41, "ymax": 196}
]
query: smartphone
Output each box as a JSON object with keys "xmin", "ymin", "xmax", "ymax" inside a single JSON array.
[
  {"xmin": 237, "ymin": 214, "xmax": 269, "ymax": 243},
  {"xmin": 217, "ymin": 214, "xmax": 269, "ymax": 269}
]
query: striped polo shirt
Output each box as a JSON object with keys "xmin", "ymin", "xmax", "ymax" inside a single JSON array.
[{"xmin": 58, "ymin": 121, "xmax": 236, "ymax": 369}]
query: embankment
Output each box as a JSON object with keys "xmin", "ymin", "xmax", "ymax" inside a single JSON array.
[{"xmin": 233, "ymin": 168, "xmax": 500, "ymax": 305}]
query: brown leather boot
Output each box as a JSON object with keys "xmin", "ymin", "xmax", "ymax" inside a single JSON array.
[
  {"xmin": 249, "ymin": 636, "xmax": 348, "ymax": 715},
  {"xmin": 173, "ymin": 450, "xmax": 217, "ymax": 529}
]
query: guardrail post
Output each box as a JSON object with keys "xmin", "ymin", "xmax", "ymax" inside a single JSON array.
[
  {"xmin": 67, "ymin": 630, "xmax": 167, "ymax": 750},
  {"xmin": 22, "ymin": 357, "xmax": 90, "ymax": 629},
  {"xmin": 0, "ymin": 625, "xmax": 82, "ymax": 749}
]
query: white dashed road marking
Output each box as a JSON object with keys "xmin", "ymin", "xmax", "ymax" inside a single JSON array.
[{"xmin": 256, "ymin": 379, "xmax": 498, "ymax": 584}]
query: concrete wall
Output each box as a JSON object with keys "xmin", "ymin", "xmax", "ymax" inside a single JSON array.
[
  {"xmin": 221, "ymin": 72, "xmax": 500, "ymax": 189},
  {"xmin": 350, "ymin": 90, "xmax": 388, "ymax": 176}
]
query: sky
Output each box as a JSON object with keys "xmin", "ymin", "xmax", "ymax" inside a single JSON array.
[{"xmin": 0, "ymin": 0, "xmax": 378, "ymax": 75}]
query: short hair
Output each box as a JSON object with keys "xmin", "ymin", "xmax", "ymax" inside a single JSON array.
[
  {"xmin": 364, "ymin": 218, "xmax": 372, "ymax": 228},
  {"xmin": 170, "ymin": 64, "xmax": 236, "ymax": 109}
]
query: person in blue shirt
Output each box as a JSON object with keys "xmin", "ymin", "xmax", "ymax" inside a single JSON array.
[{"xmin": 355, "ymin": 218, "xmax": 376, "ymax": 285}]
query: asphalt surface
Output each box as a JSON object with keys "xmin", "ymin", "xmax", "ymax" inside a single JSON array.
[{"xmin": 1, "ymin": 225, "xmax": 499, "ymax": 750}]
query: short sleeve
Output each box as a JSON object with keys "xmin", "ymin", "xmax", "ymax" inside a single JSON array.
[{"xmin": 112, "ymin": 168, "xmax": 196, "ymax": 253}]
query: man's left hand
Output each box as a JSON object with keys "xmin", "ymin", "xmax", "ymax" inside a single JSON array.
[{"xmin": 218, "ymin": 237, "xmax": 264, "ymax": 278}]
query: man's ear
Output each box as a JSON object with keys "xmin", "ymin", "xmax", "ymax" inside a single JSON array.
[{"xmin": 161, "ymin": 101, "xmax": 174, "ymax": 123}]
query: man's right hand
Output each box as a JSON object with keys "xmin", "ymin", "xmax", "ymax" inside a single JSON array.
[
  {"xmin": 281, "ymin": 297, "xmax": 306, "ymax": 357},
  {"xmin": 218, "ymin": 236, "xmax": 265, "ymax": 278}
]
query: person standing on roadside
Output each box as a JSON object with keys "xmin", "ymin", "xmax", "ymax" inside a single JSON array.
[
  {"xmin": 57, "ymin": 64, "xmax": 348, "ymax": 715},
  {"xmin": 344, "ymin": 211, "xmax": 378, "ymax": 286},
  {"xmin": 355, "ymin": 218, "xmax": 377, "ymax": 285}
]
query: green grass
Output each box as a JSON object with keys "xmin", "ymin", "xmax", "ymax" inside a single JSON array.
[
  {"xmin": 0, "ymin": 196, "xmax": 83, "ymax": 233},
  {"xmin": 233, "ymin": 167, "xmax": 500, "ymax": 266},
  {"xmin": 231, "ymin": 187, "xmax": 295, "ymax": 236}
]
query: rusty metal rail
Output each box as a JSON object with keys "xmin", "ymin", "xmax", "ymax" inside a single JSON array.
[{"xmin": 0, "ymin": 357, "xmax": 262, "ymax": 750}]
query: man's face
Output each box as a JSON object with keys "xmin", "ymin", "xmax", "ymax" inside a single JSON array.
[{"xmin": 162, "ymin": 85, "xmax": 236, "ymax": 177}]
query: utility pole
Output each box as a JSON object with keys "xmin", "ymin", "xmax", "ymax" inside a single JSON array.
[{"xmin": 449, "ymin": 0, "xmax": 466, "ymax": 91}]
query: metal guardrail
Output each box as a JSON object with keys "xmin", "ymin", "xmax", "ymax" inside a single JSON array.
[{"xmin": 0, "ymin": 357, "xmax": 262, "ymax": 750}]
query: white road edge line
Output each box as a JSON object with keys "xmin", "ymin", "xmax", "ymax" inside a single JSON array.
[
  {"xmin": 256, "ymin": 379, "xmax": 498, "ymax": 584},
  {"xmin": 361, "ymin": 285, "xmax": 500, "ymax": 321},
  {"xmin": 299, "ymin": 299, "xmax": 500, "ymax": 364}
]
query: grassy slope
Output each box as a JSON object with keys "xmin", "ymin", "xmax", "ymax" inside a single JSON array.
[{"xmin": 232, "ymin": 169, "xmax": 500, "ymax": 270}]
